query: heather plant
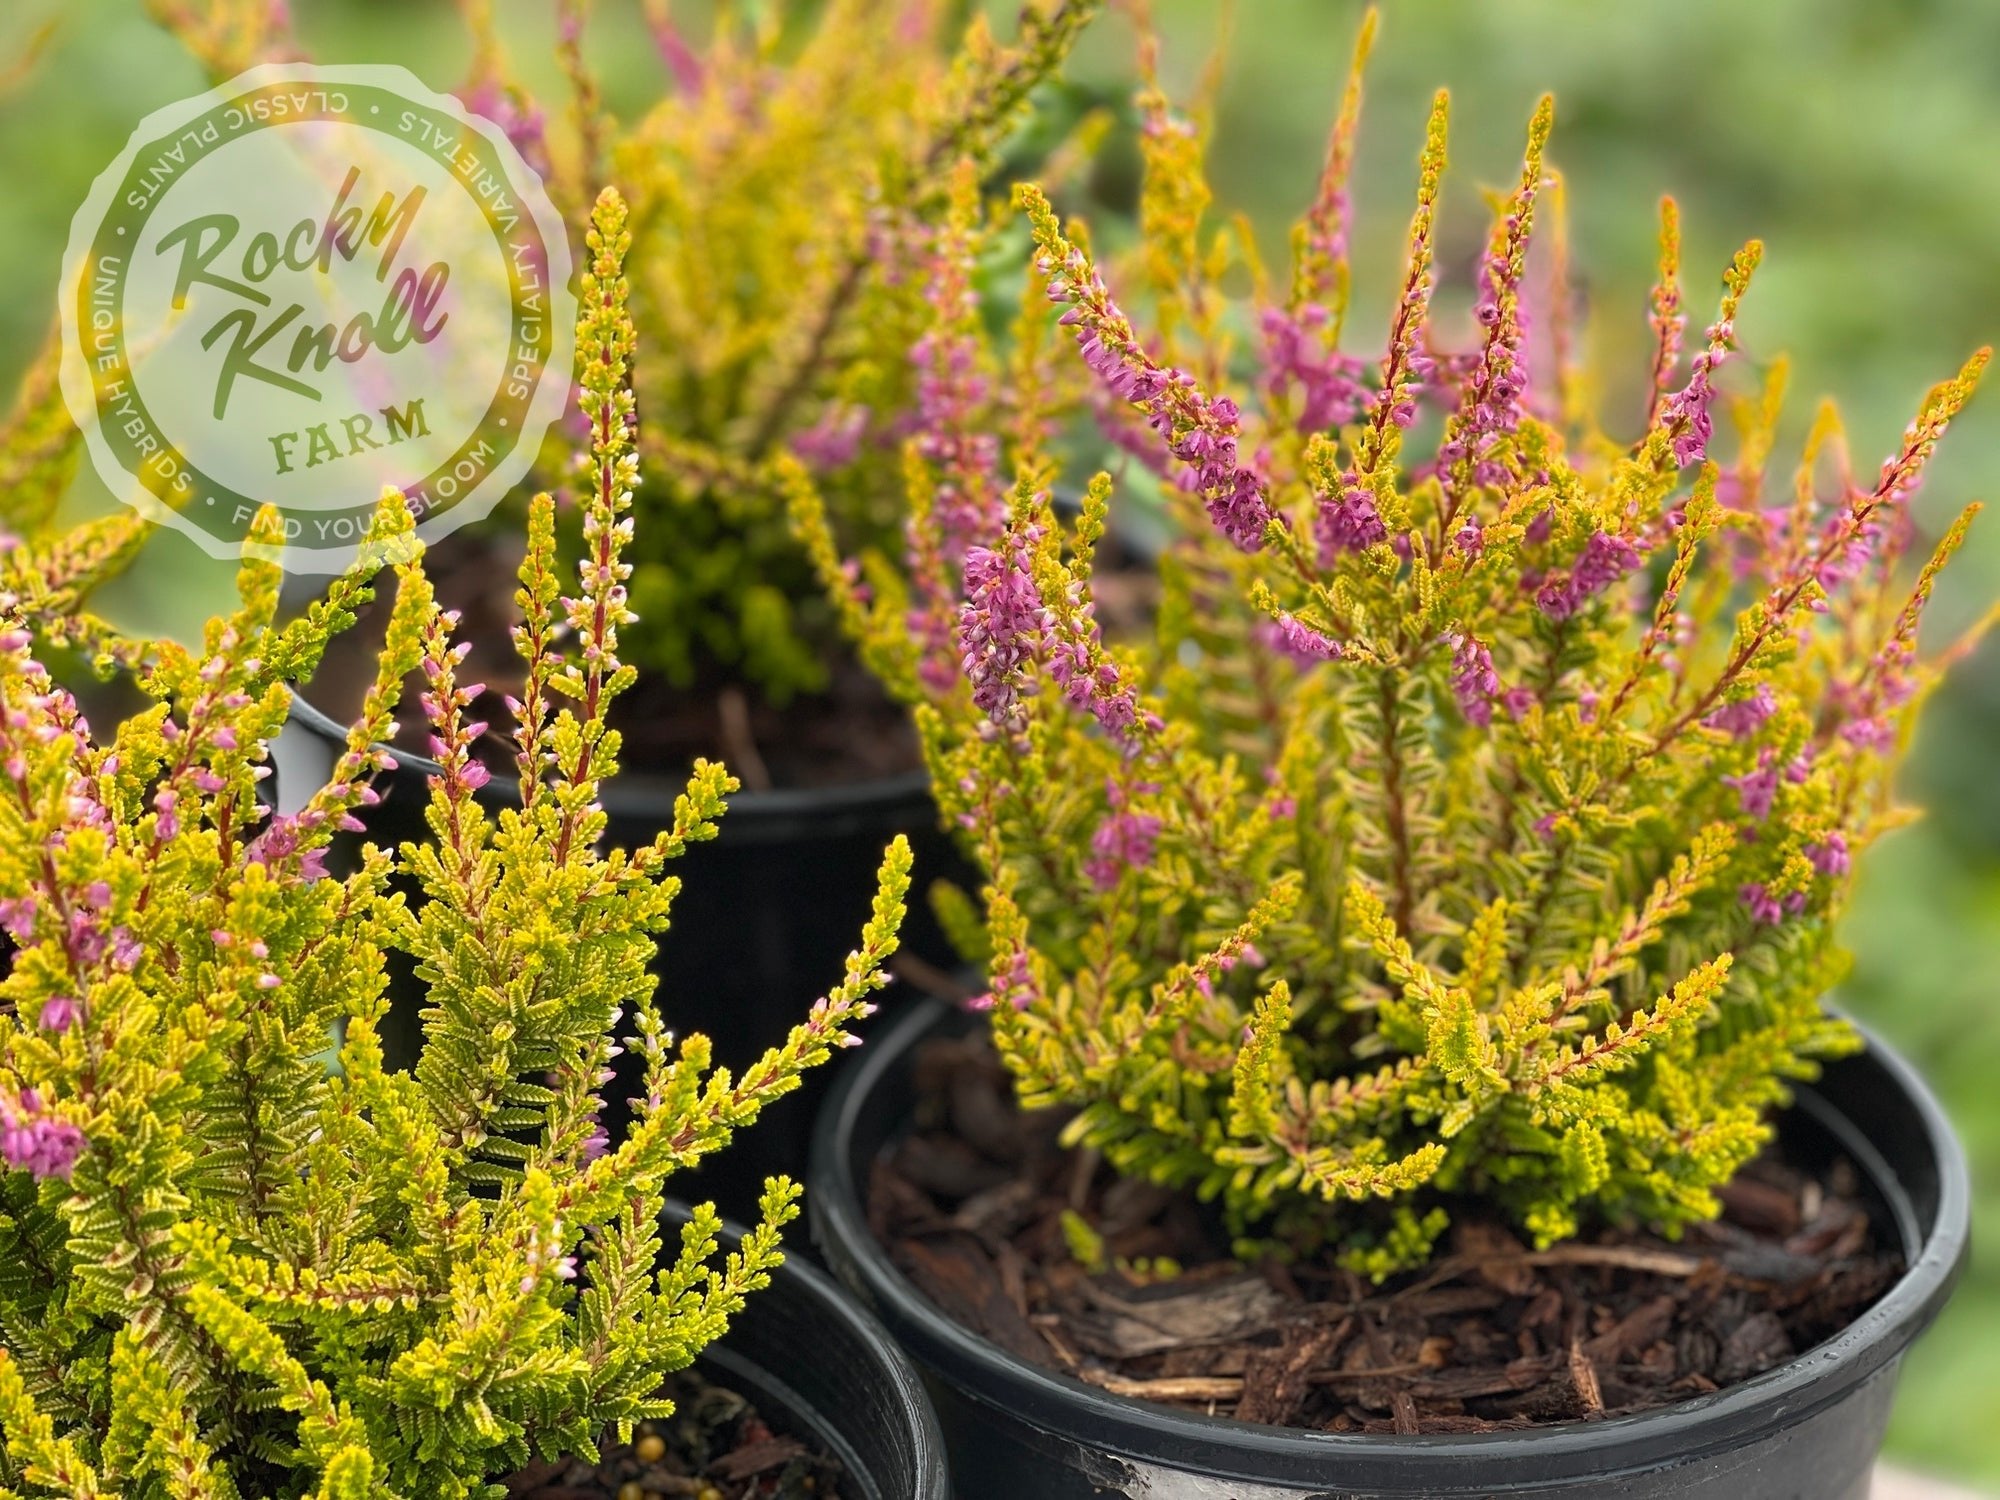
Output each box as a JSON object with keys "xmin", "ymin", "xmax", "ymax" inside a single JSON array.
[
  {"xmin": 126, "ymin": 0, "xmax": 1101, "ymax": 715},
  {"xmin": 842, "ymin": 14, "xmax": 1989, "ymax": 1273},
  {"xmin": 0, "ymin": 189, "xmax": 910, "ymax": 1498},
  {"xmin": 452, "ymin": 0, "xmax": 1102, "ymax": 708}
]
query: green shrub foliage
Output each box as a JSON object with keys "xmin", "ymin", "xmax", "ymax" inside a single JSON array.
[
  {"xmin": 460, "ymin": 0, "xmax": 1102, "ymax": 704},
  {"xmin": 818, "ymin": 11, "xmax": 1988, "ymax": 1273},
  {"xmin": 0, "ymin": 189, "xmax": 909, "ymax": 1499}
]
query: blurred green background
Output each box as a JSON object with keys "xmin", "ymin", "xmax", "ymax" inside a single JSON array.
[{"xmin": 2, "ymin": 0, "xmax": 1995, "ymax": 1483}]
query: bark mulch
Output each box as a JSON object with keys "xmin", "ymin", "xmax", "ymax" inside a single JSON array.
[
  {"xmin": 504, "ymin": 1370, "xmax": 843, "ymax": 1500},
  {"xmin": 868, "ymin": 1031, "xmax": 1903, "ymax": 1434}
]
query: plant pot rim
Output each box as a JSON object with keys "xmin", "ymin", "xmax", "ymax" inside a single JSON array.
[
  {"xmin": 668, "ymin": 1201, "xmax": 951, "ymax": 1500},
  {"xmin": 287, "ymin": 694, "xmax": 934, "ymax": 843},
  {"xmin": 808, "ymin": 993, "xmax": 1970, "ymax": 1489}
]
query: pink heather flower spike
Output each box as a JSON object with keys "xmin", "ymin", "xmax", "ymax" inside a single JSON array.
[
  {"xmin": 1438, "ymin": 95, "xmax": 1553, "ymax": 518},
  {"xmin": 1084, "ymin": 782, "xmax": 1164, "ymax": 890},
  {"xmin": 1739, "ymin": 882, "xmax": 1785, "ymax": 926},
  {"xmin": 1644, "ymin": 197, "xmax": 1686, "ymax": 426},
  {"xmin": 1537, "ymin": 531, "xmax": 1643, "ymax": 622},
  {"xmin": 1, "ymin": 1092, "xmax": 85, "ymax": 1181},
  {"xmin": 1260, "ymin": 613, "xmax": 1341, "ymax": 666},
  {"xmin": 1657, "ymin": 242, "xmax": 1760, "ymax": 468},
  {"xmin": 1723, "ymin": 751, "xmax": 1781, "ymax": 821},
  {"xmin": 1315, "ymin": 477, "xmax": 1390, "ymax": 557},
  {"xmin": 1022, "ymin": 187, "xmax": 1275, "ymax": 552},
  {"xmin": 1449, "ymin": 635, "xmax": 1501, "ymax": 727},
  {"xmin": 1705, "ymin": 683, "xmax": 1776, "ymax": 739},
  {"xmin": 1806, "ymin": 833, "xmax": 1851, "ymax": 878},
  {"xmin": 957, "ymin": 520, "xmax": 1046, "ymax": 734},
  {"xmin": 1261, "ymin": 306, "xmax": 1371, "ymax": 436}
]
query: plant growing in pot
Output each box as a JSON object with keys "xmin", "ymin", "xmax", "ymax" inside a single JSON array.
[
  {"xmin": 240, "ymin": 0, "xmax": 1107, "ymax": 1210},
  {"xmin": 808, "ymin": 18, "xmax": 1984, "ymax": 1498},
  {"xmin": 0, "ymin": 194, "xmax": 944, "ymax": 1500}
]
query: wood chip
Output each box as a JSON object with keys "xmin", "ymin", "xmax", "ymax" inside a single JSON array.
[
  {"xmin": 1457, "ymin": 1222, "xmax": 1537, "ymax": 1295},
  {"xmin": 897, "ymin": 1233, "xmax": 1052, "ymax": 1366},
  {"xmin": 1069, "ymin": 1273, "xmax": 1286, "ymax": 1359},
  {"xmin": 1237, "ymin": 1324, "xmax": 1343, "ymax": 1427},
  {"xmin": 1391, "ymin": 1391, "xmax": 1420, "ymax": 1435},
  {"xmin": 1082, "ymin": 1371, "xmax": 1244, "ymax": 1403},
  {"xmin": 707, "ymin": 1436, "xmax": 807, "ymax": 1482},
  {"xmin": 1568, "ymin": 1339, "xmax": 1604, "ymax": 1416},
  {"xmin": 1716, "ymin": 1310, "xmax": 1794, "ymax": 1384}
]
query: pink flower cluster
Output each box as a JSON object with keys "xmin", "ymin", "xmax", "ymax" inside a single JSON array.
[
  {"xmin": 1047, "ymin": 576, "xmax": 1158, "ymax": 755},
  {"xmin": 907, "ymin": 214, "xmax": 1007, "ymax": 695},
  {"xmin": 1449, "ymin": 635, "xmax": 1501, "ymax": 727},
  {"xmin": 967, "ymin": 944, "xmax": 1038, "ymax": 1015},
  {"xmin": 1260, "ymin": 305, "xmax": 1370, "ymax": 435},
  {"xmin": 1084, "ymin": 793, "xmax": 1163, "ymax": 891},
  {"xmin": 1704, "ymin": 683, "xmax": 1775, "ymax": 739},
  {"xmin": 460, "ymin": 81, "xmax": 552, "ymax": 182},
  {"xmin": 1315, "ymin": 477, "xmax": 1389, "ymax": 556},
  {"xmin": 245, "ymin": 813, "xmax": 334, "ymax": 883},
  {"xmin": 1257, "ymin": 613, "xmax": 1341, "ymax": 666},
  {"xmin": 1739, "ymin": 882, "xmax": 1804, "ymax": 927},
  {"xmin": 518, "ymin": 1215, "xmax": 578, "ymax": 1295},
  {"xmin": 791, "ymin": 404, "xmax": 868, "ymax": 472},
  {"xmin": 1536, "ymin": 531, "xmax": 1643, "ymax": 622},
  {"xmin": 958, "ymin": 523, "xmax": 1047, "ymax": 734},
  {"xmin": 420, "ymin": 616, "xmax": 495, "ymax": 797},
  {"xmin": 1440, "ymin": 217, "xmax": 1536, "ymax": 489},
  {"xmin": 1, "ymin": 1091, "xmax": 84, "ymax": 1181},
  {"xmin": 1040, "ymin": 245, "xmax": 1275, "ymax": 552},
  {"xmin": 1659, "ymin": 318, "xmax": 1734, "ymax": 468},
  {"xmin": 1833, "ymin": 639, "xmax": 1918, "ymax": 752},
  {"xmin": 1723, "ymin": 753, "xmax": 1781, "ymax": 821},
  {"xmin": 1807, "ymin": 833, "xmax": 1851, "ymax": 877}
]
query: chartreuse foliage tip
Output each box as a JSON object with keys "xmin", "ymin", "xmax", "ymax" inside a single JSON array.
[
  {"xmin": 814, "ymin": 12, "xmax": 1990, "ymax": 1275},
  {"xmin": 0, "ymin": 188, "xmax": 909, "ymax": 1499}
]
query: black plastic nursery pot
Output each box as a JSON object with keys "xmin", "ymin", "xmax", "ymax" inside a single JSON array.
[
  {"xmin": 658, "ymin": 1204, "xmax": 950, "ymax": 1500},
  {"xmin": 283, "ymin": 696, "xmax": 976, "ymax": 1223},
  {"xmin": 807, "ymin": 996, "xmax": 1972, "ymax": 1500}
]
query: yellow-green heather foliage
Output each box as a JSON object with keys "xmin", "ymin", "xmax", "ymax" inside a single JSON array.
[
  {"xmin": 0, "ymin": 189, "xmax": 909, "ymax": 1499},
  {"xmin": 0, "ymin": 327, "xmax": 152, "ymax": 678},
  {"xmin": 131, "ymin": 0, "xmax": 1101, "ymax": 706},
  {"xmin": 822, "ymin": 13, "xmax": 1991, "ymax": 1273},
  {"xmin": 450, "ymin": 0, "xmax": 1103, "ymax": 703},
  {"xmin": 0, "ymin": 0, "xmax": 276, "ymax": 663}
]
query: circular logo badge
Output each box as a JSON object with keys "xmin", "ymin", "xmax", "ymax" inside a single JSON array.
[{"xmin": 59, "ymin": 63, "xmax": 576, "ymax": 573}]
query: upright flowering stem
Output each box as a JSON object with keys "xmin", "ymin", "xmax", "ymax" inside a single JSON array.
[
  {"xmin": 1288, "ymin": 8, "xmax": 1376, "ymax": 322},
  {"xmin": 1653, "ymin": 348, "xmax": 1987, "ymax": 754},
  {"xmin": 907, "ymin": 164, "xmax": 1005, "ymax": 696},
  {"xmin": 1643, "ymin": 197, "xmax": 1685, "ymax": 428},
  {"xmin": 1353, "ymin": 90, "xmax": 1449, "ymax": 484},
  {"xmin": 553, "ymin": 187, "xmax": 642, "ymax": 868},
  {"xmin": 1434, "ymin": 95, "xmax": 1553, "ymax": 551},
  {"xmin": 957, "ymin": 505, "xmax": 1047, "ymax": 736},
  {"xmin": 1020, "ymin": 185, "xmax": 1275, "ymax": 552},
  {"xmin": 1656, "ymin": 240, "xmax": 1762, "ymax": 470},
  {"xmin": 419, "ymin": 605, "xmax": 493, "ymax": 889},
  {"xmin": 1449, "ymin": 634, "xmax": 1501, "ymax": 727},
  {"xmin": 1260, "ymin": 9, "xmax": 1376, "ymax": 437},
  {"xmin": 509, "ymin": 493, "xmax": 561, "ymax": 808},
  {"xmin": 1315, "ymin": 90, "xmax": 1448, "ymax": 568}
]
